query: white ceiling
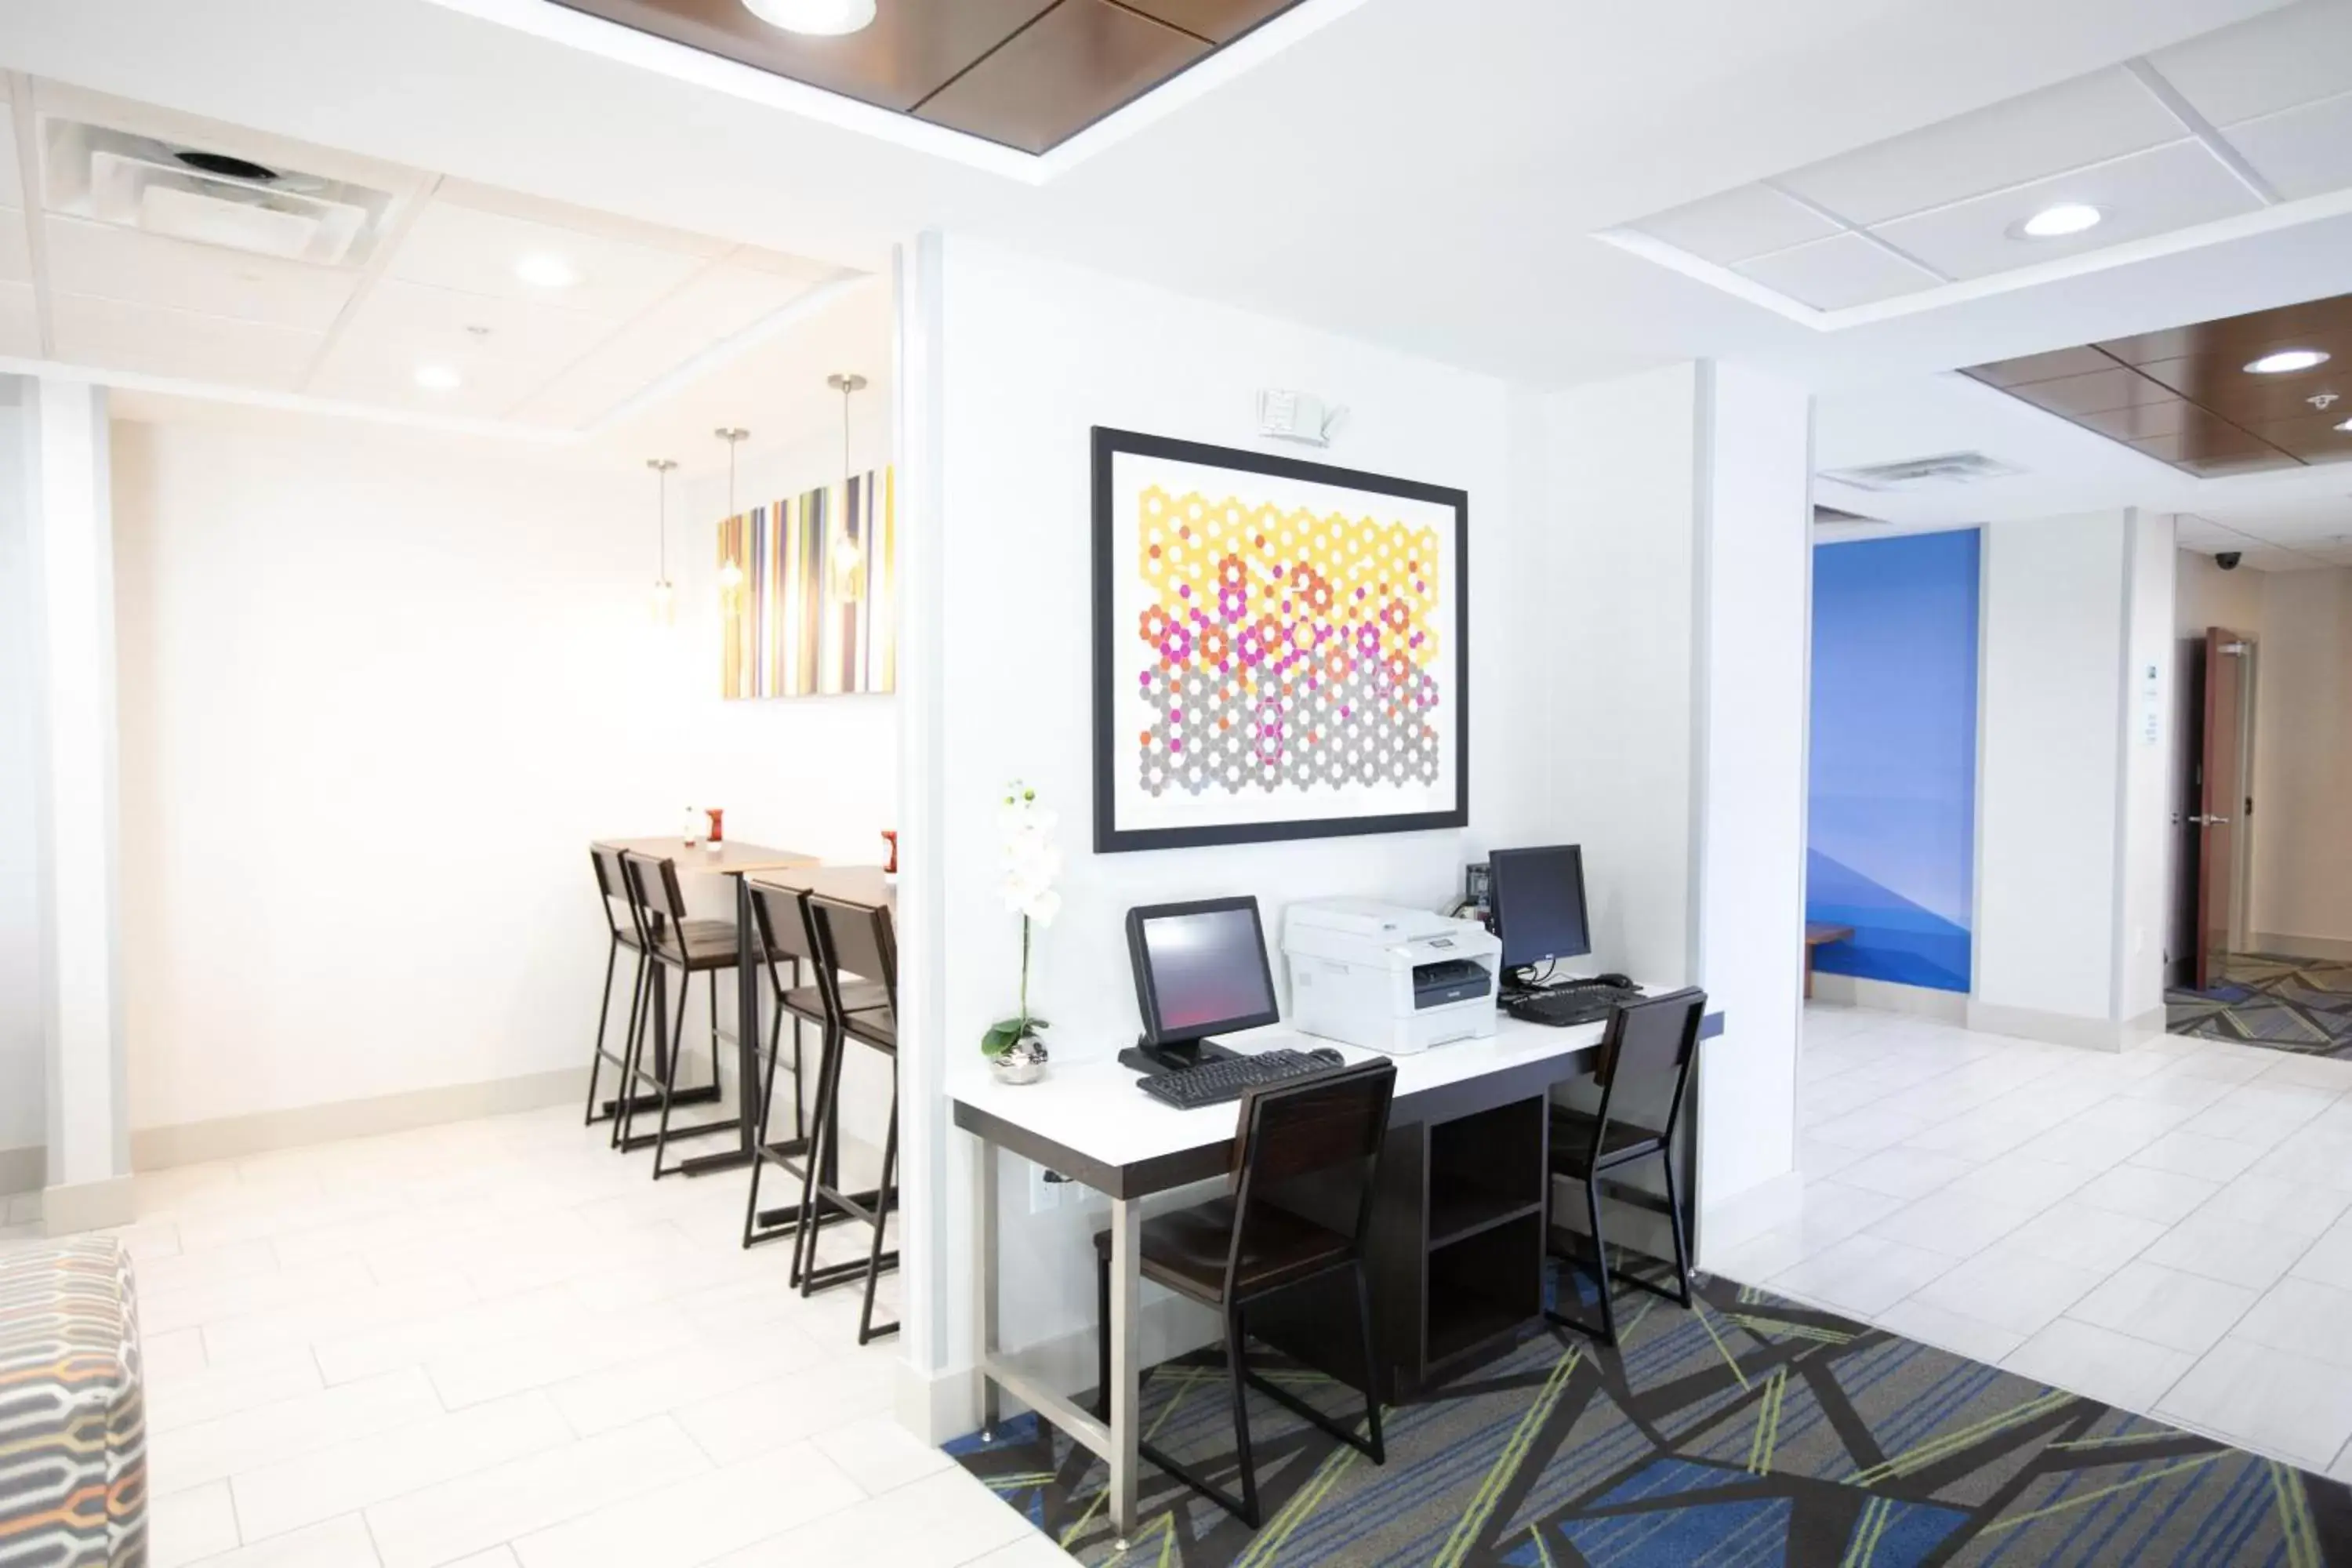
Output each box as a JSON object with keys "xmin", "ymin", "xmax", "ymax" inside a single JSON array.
[
  {"xmin": 0, "ymin": 78, "xmax": 864, "ymax": 434},
  {"xmin": 1611, "ymin": 0, "xmax": 2352, "ymax": 320}
]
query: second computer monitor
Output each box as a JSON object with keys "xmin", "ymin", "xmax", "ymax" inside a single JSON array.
[
  {"xmin": 1126, "ymin": 896, "xmax": 1279, "ymax": 1068},
  {"xmin": 1490, "ymin": 845, "xmax": 1592, "ymax": 972}
]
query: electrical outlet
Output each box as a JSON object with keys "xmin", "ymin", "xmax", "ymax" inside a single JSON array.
[{"xmin": 1028, "ymin": 1162, "xmax": 1056, "ymax": 1215}]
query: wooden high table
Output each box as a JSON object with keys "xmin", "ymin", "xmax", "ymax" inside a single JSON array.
[{"xmin": 594, "ymin": 838, "xmax": 817, "ymax": 1176}]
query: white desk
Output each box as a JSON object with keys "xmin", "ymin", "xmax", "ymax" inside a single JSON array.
[{"xmin": 950, "ymin": 1002, "xmax": 1724, "ymax": 1540}]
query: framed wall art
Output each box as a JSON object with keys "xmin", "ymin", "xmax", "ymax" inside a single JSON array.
[
  {"xmin": 719, "ymin": 466, "xmax": 896, "ymax": 699},
  {"xmin": 1092, "ymin": 426, "xmax": 1468, "ymax": 854}
]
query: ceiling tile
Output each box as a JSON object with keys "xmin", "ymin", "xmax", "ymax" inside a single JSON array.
[
  {"xmin": 0, "ymin": 281, "xmax": 37, "ymax": 357},
  {"xmin": 2225, "ymin": 89, "xmax": 2352, "ymax": 203},
  {"xmin": 2097, "ymin": 299, "xmax": 2352, "ymax": 366},
  {"xmin": 306, "ymin": 336, "xmax": 556, "ymax": 419},
  {"xmin": 0, "ymin": 110, "xmax": 20, "ymax": 211},
  {"xmin": 1776, "ymin": 67, "xmax": 2183, "ymax": 227},
  {"xmin": 915, "ymin": 0, "xmax": 1207, "ymax": 155},
  {"xmin": 1628, "ymin": 184, "xmax": 1839, "ymax": 267},
  {"xmin": 1118, "ymin": 0, "xmax": 1309, "ymax": 43},
  {"xmin": 2076, "ymin": 398, "xmax": 2197, "ymax": 442},
  {"xmin": 550, "ymin": 0, "xmax": 1054, "ymax": 112},
  {"xmin": 2134, "ymin": 345, "xmax": 2352, "ymax": 422},
  {"xmin": 0, "ymin": 209, "xmax": 29, "ymax": 286},
  {"xmin": 1868, "ymin": 140, "xmax": 2259, "ymax": 282},
  {"xmin": 2241, "ymin": 408, "xmax": 2352, "ymax": 463},
  {"xmin": 42, "ymin": 215, "xmax": 358, "ymax": 332},
  {"xmin": 390, "ymin": 198, "xmax": 712, "ymax": 318},
  {"xmin": 2147, "ymin": 0, "xmax": 2352, "ymax": 129},
  {"xmin": 505, "ymin": 262, "xmax": 822, "ymax": 427},
  {"xmin": 1733, "ymin": 232, "xmax": 1940, "ymax": 310},
  {"xmin": 332, "ymin": 278, "xmax": 621, "ymax": 372},
  {"xmin": 49, "ymin": 294, "xmax": 321, "ymax": 389},
  {"xmin": 1961, "ymin": 345, "xmax": 2119, "ymax": 387},
  {"xmin": 725, "ymin": 245, "xmax": 846, "ymax": 287},
  {"xmin": 1998, "ymin": 365, "xmax": 2176, "ymax": 418}
]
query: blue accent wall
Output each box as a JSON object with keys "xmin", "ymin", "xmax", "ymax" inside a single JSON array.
[{"xmin": 1809, "ymin": 529, "xmax": 1980, "ymax": 993}]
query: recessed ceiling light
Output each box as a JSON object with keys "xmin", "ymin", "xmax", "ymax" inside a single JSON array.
[
  {"xmin": 2246, "ymin": 349, "xmax": 2330, "ymax": 375},
  {"xmin": 514, "ymin": 254, "xmax": 578, "ymax": 289},
  {"xmin": 741, "ymin": 0, "xmax": 874, "ymax": 34},
  {"xmin": 414, "ymin": 365, "xmax": 463, "ymax": 391},
  {"xmin": 2016, "ymin": 202, "xmax": 2103, "ymax": 239}
]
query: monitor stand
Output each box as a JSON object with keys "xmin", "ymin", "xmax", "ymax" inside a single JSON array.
[{"xmin": 1118, "ymin": 1036, "xmax": 1242, "ymax": 1078}]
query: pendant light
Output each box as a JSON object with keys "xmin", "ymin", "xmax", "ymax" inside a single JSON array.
[
  {"xmin": 647, "ymin": 458, "xmax": 677, "ymax": 623},
  {"xmin": 715, "ymin": 427, "xmax": 750, "ymax": 595},
  {"xmin": 826, "ymin": 373, "xmax": 867, "ymax": 597}
]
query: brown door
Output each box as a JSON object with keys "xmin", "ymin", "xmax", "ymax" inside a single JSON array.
[{"xmin": 2195, "ymin": 627, "xmax": 2252, "ymax": 989}]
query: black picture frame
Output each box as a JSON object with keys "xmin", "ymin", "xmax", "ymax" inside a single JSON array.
[{"xmin": 1091, "ymin": 426, "xmax": 1470, "ymax": 855}]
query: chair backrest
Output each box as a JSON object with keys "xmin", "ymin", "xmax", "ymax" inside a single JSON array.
[
  {"xmin": 1227, "ymin": 1058, "xmax": 1396, "ymax": 1288},
  {"xmin": 806, "ymin": 893, "xmax": 897, "ymax": 1018},
  {"xmin": 589, "ymin": 844, "xmax": 642, "ymax": 944},
  {"xmin": 747, "ymin": 880, "xmax": 821, "ymax": 967},
  {"xmin": 620, "ymin": 851, "xmax": 688, "ymax": 931},
  {"xmin": 1591, "ymin": 987, "xmax": 1707, "ymax": 1146}
]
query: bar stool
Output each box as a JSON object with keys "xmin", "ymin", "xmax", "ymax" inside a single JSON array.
[
  {"xmin": 1542, "ymin": 986, "xmax": 1707, "ymax": 1346},
  {"xmin": 617, "ymin": 851, "xmax": 747, "ymax": 1179},
  {"xmin": 1090, "ymin": 1058, "xmax": 1395, "ymax": 1529},
  {"xmin": 791, "ymin": 892, "xmax": 899, "ymax": 1343},
  {"xmin": 740, "ymin": 880, "xmax": 886, "ymax": 1251},
  {"xmin": 583, "ymin": 844, "xmax": 653, "ymax": 1142}
]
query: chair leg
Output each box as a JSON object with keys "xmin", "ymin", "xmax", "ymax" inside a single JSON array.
[
  {"xmin": 1225, "ymin": 1308, "xmax": 1260, "ymax": 1530},
  {"xmin": 740, "ymin": 1021, "xmax": 789, "ymax": 1251},
  {"xmin": 650, "ymin": 967, "xmax": 690, "ymax": 1179},
  {"xmin": 1352, "ymin": 1263, "xmax": 1385, "ymax": 1464},
  {"xmin": 1094, "ymin": 1250, "xmax": 1112, "ymax": 1423},
  {"xmin": 1585, "ymin": 1177, "xmax": 1619, "ymax": 1346},
  {"xmin": 857, "ymin": 1082, "xmax": 900, "ymax": 1345},
  {"xmin": 1659, "ymin": 1145, "xmax": 1695, "ymax": 1309},
  {"xmin": 584, "ymin": 938, "xmax": 619, "ymax": 1127},
  {"xmin": 791, "ymin": 1025, "xmax": 844, "ymax": 1290},
  {"xmin": 613, "ymin": 954, "xmax": 655, "ymax": 1151}
]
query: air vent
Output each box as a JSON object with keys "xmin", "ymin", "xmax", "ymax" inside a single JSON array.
[
  {"xmin": 42, "ymin": 120, "xmax": 395, "ymax": 267},
  {"xmin": 1818, "ymin": 452, "xmax": 2024, "ymax": 492}
]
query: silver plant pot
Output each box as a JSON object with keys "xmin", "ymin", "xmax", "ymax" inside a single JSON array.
[{"xmin": 989, "ymin": 1036, "xmax": 1050, "ymax": 1086}]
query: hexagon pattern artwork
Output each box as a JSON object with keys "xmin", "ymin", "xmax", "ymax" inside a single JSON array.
[{"xmin": 1131, "ymin": 485, "xmax": 1446, "ymax": 798}]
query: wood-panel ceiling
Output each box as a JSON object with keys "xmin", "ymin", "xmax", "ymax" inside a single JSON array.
[
  {"xmin": 550, "ymin": 0, "xmax": 1305, "ymax": 153},
  {"xmin": 1962, "ymin": 295, "xmax": 2352, "ymax": 477}
]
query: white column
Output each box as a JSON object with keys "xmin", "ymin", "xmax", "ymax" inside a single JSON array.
[{"xmin": 23, "ymin": 376, "xmax": 132, "ymax": 1232}]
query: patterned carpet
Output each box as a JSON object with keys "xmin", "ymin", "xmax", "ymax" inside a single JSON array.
[
  {"xmin": 2169, "ymin": 953, "xmax": 2352, "ymax": 1055},
  {"xmin": 950, "ymin": 1262, "xmax": 2352, "ymax": 1566}
]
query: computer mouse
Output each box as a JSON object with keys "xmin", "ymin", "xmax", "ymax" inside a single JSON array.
[
  {"xmin": 1595, "ymin": 973, "xmax": 1632, "ymax": 989},
  {"xmin": 1306, "ymin": 1047, "xmax": 1345, "ymax": 1067}
]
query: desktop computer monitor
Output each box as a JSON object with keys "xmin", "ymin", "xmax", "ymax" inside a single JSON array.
[
  {"xmin": 1123, "ymin": 896, "xmax": 1280, "ymax": 1074},
  {"xmin": 1489, "ymin": 845, "xmax": 1592, "ymax": 975}
]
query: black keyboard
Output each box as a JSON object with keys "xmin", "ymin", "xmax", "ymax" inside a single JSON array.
[
  {"xmin": 1138, "ymin": 1047, "xmax": 1345, "ymax": 1110},
  {"xmin": 1505, "ymin": 984, "xmax": 1642, "ymax": 1028}
]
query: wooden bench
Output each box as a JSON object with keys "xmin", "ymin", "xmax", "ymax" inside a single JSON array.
[{"xmin": 1804, "ymin": 921, "xmax": 1856, "ymax": 1000}]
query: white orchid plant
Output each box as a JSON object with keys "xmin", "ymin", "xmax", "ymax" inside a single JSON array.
[{"xmin": 983, "ymin": 781, "xmax": 1062, "ymax": 1059}]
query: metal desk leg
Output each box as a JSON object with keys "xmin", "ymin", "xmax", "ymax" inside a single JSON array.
[
  {"xmin": 975, "ymin": 1140, "xmax": 1001, "ymax": 1436},
  {"xmin": 1107, "ymin": 1196, "xmax": 1140, "ymax": 1538}
]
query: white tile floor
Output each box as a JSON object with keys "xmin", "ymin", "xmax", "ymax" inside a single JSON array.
[
  {"xmin": 1719, "ymin": 1001, "xmax": 2352, "ymax": 1478},
  {"xmin": 0, "ymin": 1109, "xmax": 1077, "ymax": 1568}
]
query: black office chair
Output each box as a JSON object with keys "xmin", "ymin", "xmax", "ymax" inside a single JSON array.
[
  {"xmin": 583, "ymin": 844, "xmax": 653, "ymax": 1141},
  {"xmin": 1544, "ymin": 986, "xmax": 1706, "ymax": 1345},
  {"xmin": 741, "ymin": 880, "xmax": 886, "ymax": 1253},
  {"xmin": 790, "ymin": 892, "xmax": 901, "ymax": 1344},
  {"xmin": 1091, "ymin": 1058, "xmax": 1395, "ymax": 1530}
]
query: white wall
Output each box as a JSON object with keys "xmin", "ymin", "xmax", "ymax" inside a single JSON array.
[
  {"xmin": 898, "ymin": 238, "xmax": 1811, "ymax": 1436},
  {"xmin": 2251, "ymin": 566, "xmax": 2352, "ymax": 953},
  {"xmin": 110, "ymin": 411, "xmax": 896, "ymax": 1141},
  {"xmin": 0, "ymin": 387, "xmax": 42, "ymax": 1185},
  {"xmin": 1973, "ymin": 509, "xmax": 2168, "ymax": 1043},
  {"xmin": 921, "ymin": 236, "xmax": 1553, "ymax": 1369}
]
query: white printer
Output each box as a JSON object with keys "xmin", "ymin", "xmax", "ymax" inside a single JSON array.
[{"xmin": 1282, "ymin": 898, "xmax": 1501, "ymax": 1055}]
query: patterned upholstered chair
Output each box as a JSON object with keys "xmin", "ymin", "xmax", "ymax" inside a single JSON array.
[{"xmin": 0, "ymin": 1236, "xmax": 148, "ymax": 1566}]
